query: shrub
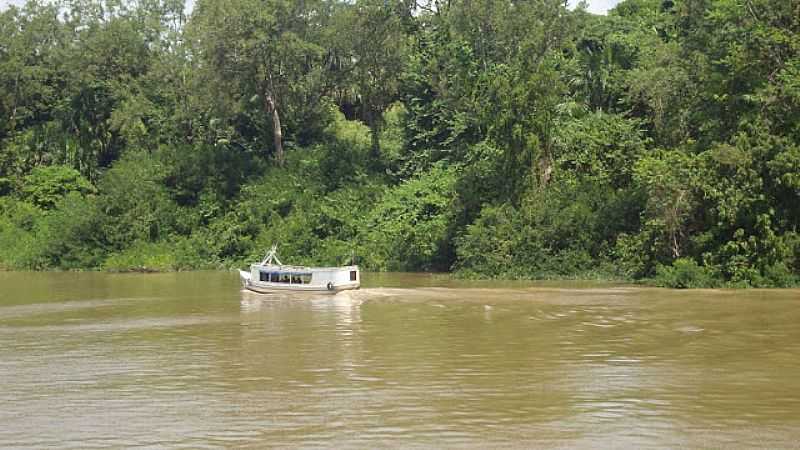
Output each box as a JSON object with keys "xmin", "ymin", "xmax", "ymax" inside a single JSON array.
[
  {"xmin": 318, "ymin": 111, "xmax": 372, "ymax": 190},
  {"xmin": 21, "ymin": 165, "xmax": 95, "ymax": 209},
  {"xmin": 654, "ymin": 258, "xmax": 716, "ymax": 288},
  {"xmin": 0, "ymin": 198, "xmax": 43, "ymax": 269},
  {"xmin": 36, "ymin": 192, "xmax": 107, "ymax": 269},
  {"xmin": 453, "ymin": 204, "xmax": 520, "ymax": 278},
  {"xmin": 96, "ymin": 151, "xmax": 178, "ymax": 251},
  {"xmin": 762, "ymin": 262, "xmax": 798, "ymax": 288},
  {"xmin": 455, "ymin": 178, "xmax": 641, "ymax": 280},
  {"xmin": 0, "ymin": 194, "xmax": 104, "ymax": 270},
  {"xmin": 361, "ymin": 163, "xmax": 459, "ymax": 271},
  {"xmin": 103, "ymin": 241, "xmax": 177, "ymax": 272}
]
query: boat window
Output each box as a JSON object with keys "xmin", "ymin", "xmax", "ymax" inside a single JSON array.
[
  {"xmin": 350, "ymin": 271, "xmax": 357, "ymax": 281},
  {"xmin": 265, "ymin": 272, "xmax": 312, "ymax": 284}
]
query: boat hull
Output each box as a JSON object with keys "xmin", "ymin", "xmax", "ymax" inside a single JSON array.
[{"xmin": 242, "ymin": 281, "xmax": 360, "ymax": 294}]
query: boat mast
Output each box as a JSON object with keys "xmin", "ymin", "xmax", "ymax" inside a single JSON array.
[{"xmin": 261, "ymin": 244, "xmax": 282, "ymax": 266}]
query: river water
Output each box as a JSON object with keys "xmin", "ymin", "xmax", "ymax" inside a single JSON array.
[{"xmin": 1, "ymin": 271, "xmax": 799, "ymax": 448}]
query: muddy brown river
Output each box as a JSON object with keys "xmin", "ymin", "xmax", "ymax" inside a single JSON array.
[{"xmin": 1, "ymin": 271, "xmax": 799, "ymax": 448}]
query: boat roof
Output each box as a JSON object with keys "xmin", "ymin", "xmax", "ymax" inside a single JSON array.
[
  {"xmin": 251, "ymin": 264, "xmax": 358, "ymax": 272},
  {"xmin": 253, "ymin": 245, "xmax": 358, "ymax": 271}
]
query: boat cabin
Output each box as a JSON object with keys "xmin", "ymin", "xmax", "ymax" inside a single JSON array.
[{"xmin": 253, "ymin": 268, "xmax": 358, "ymax": 285}]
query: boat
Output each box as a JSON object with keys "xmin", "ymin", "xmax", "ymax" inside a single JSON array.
[{"xmin": 239, "ymin": 245, "xmax": 360, "ymax": 294}]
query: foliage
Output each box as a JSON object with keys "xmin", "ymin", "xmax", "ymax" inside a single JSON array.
[
  {"xmin": 317, "ymin": 109, "xmax": 372, "ymax": 190},
  {"xmin": 0, "ymin": 198, "xmax": 42, "ymax": 269},
  {"xmin": 95, "ymin": 151, "xmax": 177, "ymax": 251},
  {"xmin": 21, "ymin": 165, "xmax": 95, "ymax": 209},
  {"xmin": 455, "ymin": 178, "xmax": 639, "ymax": 280},
  {"xmin": 103, "ymin": 241, "xmax": 178, "ymax": 272},
  {"xmin": 633, "ymin": 149, "xmax": 699, "ymax": 263},
  {"xmin": 0, "ymin": 0, "xmax": 798, "ymax": 288},
  {"xmin": 362, "ymin": 163, "xmax": 459, "ymax": 271},
  {"xmin": 654, "ymin": 258, "xmax": 716, "ymax": 289},
  {"xmin": 28, "ymin": 192, "xmax": 106, "ymax": 270}
]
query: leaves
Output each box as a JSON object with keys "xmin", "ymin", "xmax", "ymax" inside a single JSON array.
[{"xmin": 0, "ymin": 0, "xmax": 797, "ymax": 285}]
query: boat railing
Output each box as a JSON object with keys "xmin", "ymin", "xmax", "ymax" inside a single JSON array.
[
  {"xmin": 255, "ymin": 244, "xmax": 358, "ymax": 271},
  {"xmin": 252, "ymin": 263, "xmax": 358, "ymax": 271},
  {"xmin": 260, "ymin": 244, "xmax": 283, "ymax": 266}
]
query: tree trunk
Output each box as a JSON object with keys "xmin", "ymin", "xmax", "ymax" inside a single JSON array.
[
  {"xmin": 668, "ymin": 190, "xmax": 686, "ymax": 258},
  {"xmin": 10, "ymin": 72, "xmax": 20, "ymax": 132},
  {"xmin": 537, "ymin": 154, "xmax": 553, "ymax": 187},
  {"xmin": 538, "ymin": 116, "xmax": 555, "ymax": 188},
  {"xmin": 368, "ymin": 110, "xmax": 381, "ymax": 160},
  {"xmin": 264, "ymin": 93, "xmax": 284, "ymax": 166}
]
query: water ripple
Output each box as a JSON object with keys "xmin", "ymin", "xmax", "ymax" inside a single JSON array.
[{"xmin": 1, "ymin": 273, "xmax": 799, "ymax": 448}]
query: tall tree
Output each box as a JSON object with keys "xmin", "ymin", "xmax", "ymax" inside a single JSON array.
[
  {"xmin": 331, "ymin": 0, "xmax": 408, "ymax": 158},
  {"xmin": 189, "ymin": 0, "xmax": 328, "ymax": 166}
]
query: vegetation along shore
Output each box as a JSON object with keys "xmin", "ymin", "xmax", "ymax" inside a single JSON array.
[{"xmin": 1, "ymin": 0, "xmax": 798, "ymax": 288}]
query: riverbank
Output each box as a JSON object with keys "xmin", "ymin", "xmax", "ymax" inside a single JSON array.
[
  {"xmin": 2, "ymin": 1, "xmax": 799, "ymax": 299},
  {"xmin": 3, "ymin": 260, "xmax": 797, "ymax": 290}
]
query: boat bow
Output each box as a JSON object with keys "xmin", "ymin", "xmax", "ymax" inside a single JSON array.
[{"xmin": 239, "ymin": 270, "xmax": 252, "ymax": 287}]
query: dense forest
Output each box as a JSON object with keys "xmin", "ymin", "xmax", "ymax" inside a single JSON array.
[{"xmin": 1, "ymin": 0, "xmax": 798, "ymax": 287}]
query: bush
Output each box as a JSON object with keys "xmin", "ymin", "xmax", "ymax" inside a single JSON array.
[
  {"xmin": 762, "ymin": 262, "xmax": 798, "ymax": 288},
  {"xmin": 317, "ymin": 111, "xmax": 372, "ymax": 190},
  {"xmin": 0, "ymin": 177, "xmax": 13, "ymax": 195},
  {"xmin": 21, "ymin": 165, "xmax": 95, "ymax": 209},
  {"xmin": 455, "ymin": 178, "xmax": 641, "ymax": 280},
  {"xmin": 0, "ymin": 198, "xmax": 43, "ymax": 269},
  {"xmin": 361, "ymin": 163, "xmax": 459, "ymax": 271},
  {"xmin": 103, "ymin": 241, "xmax": 178, "ymax": 272},
  {"xmin": 96, "ymin": 151, "xmax": 178, "ymax": 251},
  {"xmin": 654, "ymin": 258, "xmax": 716, "ymax": 288},
  {"xmin": 0, "ymin": 194, "xmax": 106, "ymax": 270},
  {"xmin": 36, "ymin": 192, "xmax": 107, "ymax": 269},
  {"xmin": 162, "ymin": 142, "xmax": 259, "ymax": 207},
  {"xmin": 453, "ymin": 204, "xmax": 520, "ymax": 278}
]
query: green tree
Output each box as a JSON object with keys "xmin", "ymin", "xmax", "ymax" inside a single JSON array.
[
  {"xmin": 189, "ymin": 0, "xmax": 329, "ymax": 165},
  {"xmin": 21, "ymin": 165, "xmax": 95, "ymax": 209},
  {"xmin": 634, "ymin": 149, "xmax": 699, "ymax": 261},
  {"xmin": 329, "ymin": 0, "xmax": 408, "ymax": 159}
]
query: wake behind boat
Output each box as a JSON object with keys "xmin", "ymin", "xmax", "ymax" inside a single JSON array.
[{"xmin": 239, "ymin": 245, "xmax": 360, "ymax": 294}]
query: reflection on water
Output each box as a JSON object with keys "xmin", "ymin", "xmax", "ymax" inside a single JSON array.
[{"xmin": 1, "ymin": 271, "xmax": 799, "ymax": 448}]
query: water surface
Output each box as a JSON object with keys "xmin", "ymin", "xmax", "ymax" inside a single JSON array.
[{"xmin": 1, "ymin": 271, "xmax": 799, "ymax": 448}]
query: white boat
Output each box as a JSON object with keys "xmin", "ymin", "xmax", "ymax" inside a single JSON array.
[{"xmin": 239, "ymin": 245, "xmax": 360, "ymax": 294}]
